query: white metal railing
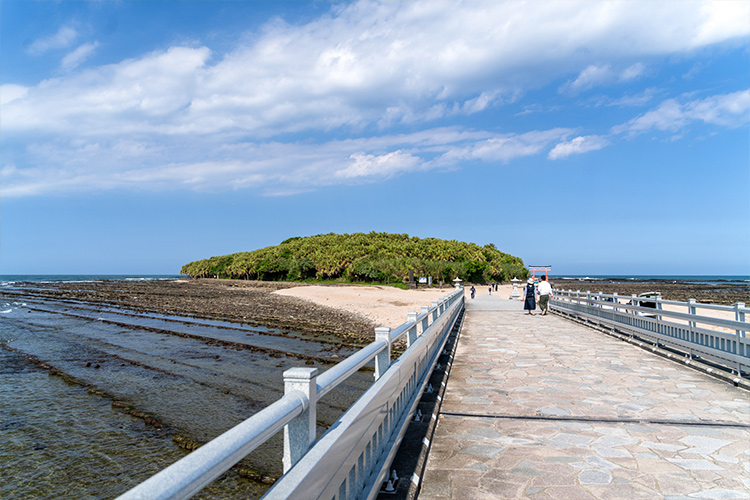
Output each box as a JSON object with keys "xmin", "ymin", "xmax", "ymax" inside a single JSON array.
[
  {"xmin": 550, "ymin": 289, "xmax": 749, "ymax": 376},
  {"xmin": 116, "ymin": 287, "xmax": 465, "ymax": 500}
]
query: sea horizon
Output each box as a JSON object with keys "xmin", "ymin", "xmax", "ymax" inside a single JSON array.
[{"xmin": 1, "ymin": 273, "xmax": 748, "ymax": 285}]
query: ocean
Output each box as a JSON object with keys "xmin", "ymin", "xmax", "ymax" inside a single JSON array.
[
  {"xmin": 0, "ymin": 274, "xmax": 182, "ymax": 284},
  {"xmin": 0, "ymin": 275, "xmax": 367, "ymax": 500},
  {"xmin": 551, "ymin": 275, "xmax": 750, "ymax": 285}
]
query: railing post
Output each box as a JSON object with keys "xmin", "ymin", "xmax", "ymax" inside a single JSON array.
[
  {"xmin": 283, "ymin": 367, "xmax": 318, "ymax": 473},
  {"xmin": 688, "ymin": 299, "xmax": 697, "ymax": 330},
  {"xmin": 431, "ymin": 301, "xmax": 439, "ymax": 322},
  {"xmin": 374, "ymin": 327, "xmax": 391, "ymax": 380},
  {"xmin": 407, "ymin": 312, "xmax": 418, "ymax": 347},
  {"xmin": 735, "ymin": 302, "xmax": 746, "ymax": 337},
  {"xmin": 656, "ymin": 296, "xmax": 663, "ymax": 325},
  {"xmin": 420, "ymin": 305, "xmax": 430, "ymax": 333}
]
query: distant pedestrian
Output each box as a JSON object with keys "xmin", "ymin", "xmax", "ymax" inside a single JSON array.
[
  {"xmin": 523, "ymin": 278, "xmax": 536, "ymax": 315},
  {"xmin": 488, "ymin": 285, "xmax": 492, "ymax": 295},
  {"xmin": 538, "ymin": 275, "xmax": 552, "ymax": 315},
  {"xmin": 470, "ymin": 286, "xmax": 476, "ymax": 299}
]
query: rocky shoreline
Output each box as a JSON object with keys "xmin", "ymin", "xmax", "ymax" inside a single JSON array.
[
  {"xmin": 11, "ymin": 278, "xmax": 377, "ymax": 345},
  {"xmin": 549, "ymin": 278, "xmax": 749, "ymax": 305}
]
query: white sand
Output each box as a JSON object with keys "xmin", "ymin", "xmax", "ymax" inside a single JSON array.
[{"xmin": 274, "ymin": 285, "xmax": 457, "ymax": 328}]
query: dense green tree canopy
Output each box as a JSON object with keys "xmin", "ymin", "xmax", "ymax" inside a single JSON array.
[{"xmin": 181, "ymin": 232, "xmax": 528, "ymax": 284}]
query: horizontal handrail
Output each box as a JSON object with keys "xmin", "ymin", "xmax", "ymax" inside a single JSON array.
[
  {"xmin": 550, "ymin": 288, "xmax": 749, "ymax": 377},
  {"xmin": 389, "ymin": 321, "xmax": 415, "ymax": 342},
  {"xmin": 317, "ymin": 339, "xmax": 387, "ymax": 399},
  {"xmin": 553, "ymin": 290, "xmax": 748, "ymax": 332},
  {"xmin": 116, "ymin": 287, "xmax": 464, "ymax": 500},
  {"xmin": 116, "ymin": 394, "xmax": 306, "ymax": 500},
  {"xmin": 559, "ymin": 289, "xmax": 747, "ymax": 308}
]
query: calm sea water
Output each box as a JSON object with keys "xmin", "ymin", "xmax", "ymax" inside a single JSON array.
[
  {"xmin": 0, "ymin": 274, "xmax": 182, "ymax": 284},
  {"xmin": 3, "ymin": 274, "xmax": 748, "ymax": 284},
  {"xmin": 552, "ymin": 275, "xmax": 750, "ymax": 285},
  {"xmin": 0, "ymin": 275, "xmax": 367, "ymax": 500}
]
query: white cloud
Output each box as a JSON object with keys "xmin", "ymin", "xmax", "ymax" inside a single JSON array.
[
  {"xmin": 620, "ymin": 63, "xmax": 646, "ymax": 81},
  {"xmin": 0, "ymin": 84, "xmax": 29, "ymax": 105},
  {"xmin": 438, "ymin": 129, "xmax": 574, "ymax": 164},
  {"xmin": 28, "ymin": 26, "xmax": 78, "ymax": 54},
  {"xmin": 335, "ymin": 151, "xmax": 422, "ymax": 179},
  {"xmin": 685, "ymin": 90, "xmax": 750, "ymax": 127},
  {"xmin": 0, "ymin": 127, "xmax": 576, "ymax": 197},
  {"xmin": 2, "ymin": 0, "xmax": 749, "ymax": 197},
  {"xmin": 5, "ymin": 1, "xmax": 749, "ymax": 139},
  {"xmin": 61, "ymin": 42, "xmax": 100, "ymax": 71},
  {"xmin": 548, "ymin": 135, "xmax": 609, "ymax": 159},
  {"xmin": 561, "ymin": 65, "xmax": 615, "ymax": 94},
  {"xmin": 561, "ymin": 63, "xmax": 648, "ymax": 94},
  {"xmin": 606, "ymin": 88, "xmax": 660, "ymax": 107},
  {"xmin": 613, "ymin": 90, "xmax": 750, "ymax": 135}
]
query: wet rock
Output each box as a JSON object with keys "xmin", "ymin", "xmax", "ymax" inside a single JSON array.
[
  {"xmin": 143, "ymin": 417, "xmax": 164, "ymax": 429},
  {"xmin": 173, "ymin": 435, "xmax": 201, "ymax": 451}
]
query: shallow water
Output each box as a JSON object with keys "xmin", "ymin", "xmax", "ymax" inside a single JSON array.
[{"xmin": 0, "ymin": 291, "xmax": 371, "ymax": 499}]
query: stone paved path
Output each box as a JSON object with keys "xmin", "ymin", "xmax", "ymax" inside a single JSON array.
[{"xmin": 420, "ymin": 294, "xmax": 750, "ymax": 500}]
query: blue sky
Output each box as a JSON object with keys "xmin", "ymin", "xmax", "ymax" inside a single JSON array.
[{"xmin": 1, "ymin": 0, "xmax": 748, "ymax": 276}]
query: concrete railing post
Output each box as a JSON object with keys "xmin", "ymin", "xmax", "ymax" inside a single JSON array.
[
  {"xmin": 431, "ymin": 301, "xmax": 439, "ymax": 322},
  {"xmin": 688, "ymin": 299, "xmax": 697, "ymax": 330},
  {"xmin": 283, "ymin": 367, "xmax": 318, "ymax": 473},
  {"xmin": 375, "ymin": 327, "xmax": 391, "ymax": 380},
  {"xmin": 656, "ymin": 296, "xmax": 663, "ymax": 325},
  {"xmin": 407, "ymin": 312, "xmax": 418, "ymax": 347},
  {"xmin": 420, "ymin": 305, "xmax": 430, "ymax": 333},
  {"xmin": 735, "ymin": 302, "xmax": 746, "ymax": 338}
]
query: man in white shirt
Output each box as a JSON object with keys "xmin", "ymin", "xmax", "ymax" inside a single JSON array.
[{"xmin": 537, "ymin": 275, "xmax": 552, "ymax": 315}]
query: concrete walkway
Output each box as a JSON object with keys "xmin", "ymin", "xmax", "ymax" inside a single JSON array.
[{"xmin": 420, "ymin": 295, "xmax": 750, "ymax": 499}]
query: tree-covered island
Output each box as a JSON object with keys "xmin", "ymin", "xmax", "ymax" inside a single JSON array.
[{"xmin": 181, "ymin": 232, "xmax": 528, "ymax": 285}]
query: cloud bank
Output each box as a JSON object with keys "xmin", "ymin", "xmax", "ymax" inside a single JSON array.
[{"xmin": 1, "ymin": 0, "xmax": 748, "ymax": 197}]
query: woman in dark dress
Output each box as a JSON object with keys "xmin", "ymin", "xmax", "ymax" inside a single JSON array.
[{"xmin": 523, "ymin": 278, "xmax": 536, "ymax": 315}]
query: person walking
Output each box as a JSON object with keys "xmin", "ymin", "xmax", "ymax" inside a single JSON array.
[
  {"xmin": 523, "ymin": 278, "xmax": 536, "ymax": 315},
  {"xmin": 537, "ymin": 275, "xmax": 552, "ymax": 315},
  {"xmin": 470, "ymin": 286, "xmax": 476, "ymax": 299}
]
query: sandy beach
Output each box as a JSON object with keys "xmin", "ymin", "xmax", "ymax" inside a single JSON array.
[{"xmin": 274, "ymin": 284, "xmax": 455, "ymax": 328}]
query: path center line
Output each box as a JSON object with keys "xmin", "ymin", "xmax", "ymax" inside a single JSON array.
[{"xmin": 439, "ymin": 410, "xmax": 750, "ymax": 429}]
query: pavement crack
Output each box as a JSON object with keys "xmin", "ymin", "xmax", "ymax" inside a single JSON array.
[{"xmin": 439, "ymin": 410, "xmax": 750, "ymax": 429}]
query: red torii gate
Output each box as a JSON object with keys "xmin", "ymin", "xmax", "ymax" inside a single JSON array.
[{"xmin": 528, "ymin": 266, "xmax": 551, "ymax": 282}]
